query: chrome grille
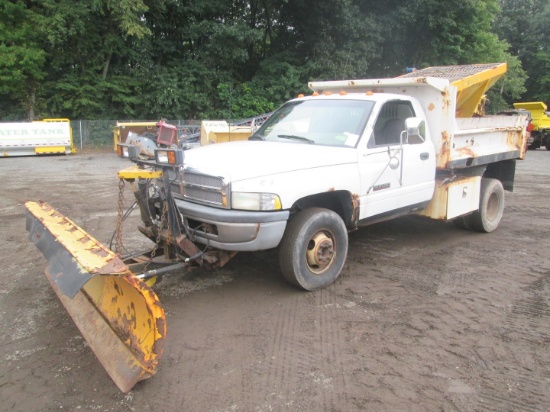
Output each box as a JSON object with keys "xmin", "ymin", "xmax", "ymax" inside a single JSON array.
[
  {"xmin": 185, "ymin": 173, "xmax": 224, "ymax": 189},
  {"xmin": 184, "ymin": 186, "xmax": 224, "ymax": 205},
  {"xmin": 181, "ymin": 171, "xmax": 228, "ymax": 208}
]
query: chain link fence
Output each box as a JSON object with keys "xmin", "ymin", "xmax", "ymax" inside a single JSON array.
[
  {"xmin": 70, "ymin": 120, "xmax": 201, "ymax": 150},
  {"xmin": 70, "ymin": 114, "xmax": 272, "ymax": 150}
]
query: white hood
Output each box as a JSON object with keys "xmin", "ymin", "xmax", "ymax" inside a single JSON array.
[{"xmin": 183, "ymin": 140, "xmax": 357, "ymax": 181}]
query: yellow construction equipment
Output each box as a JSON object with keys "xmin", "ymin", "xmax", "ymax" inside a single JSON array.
[
  {"xmin": 26, "ymin": 201, "xmax": 166, "ymax": 392},
  {"xmin": 25, "ymin": 158, "xmax": 229, "ymax": 392},
  {"xmin": 200, "ymin": 120, "xmax": 255, "ymax": 145},
  {"xmin": 513, "ymin": 102, "xmax": 550, "ymax": 150}
]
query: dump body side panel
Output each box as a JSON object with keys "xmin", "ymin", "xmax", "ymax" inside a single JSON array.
[{"xmin": 417, "ymin": 176, "xmax": 481, "ymax": 220}]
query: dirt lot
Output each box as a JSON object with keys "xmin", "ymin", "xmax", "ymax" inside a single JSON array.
[{"xmin": 0, "ymin": 149, "xmax": 549, "ymax": 412}]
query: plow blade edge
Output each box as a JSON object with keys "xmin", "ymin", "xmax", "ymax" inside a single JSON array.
[{"xmin": 25, "ymin": 201, "xmax": 166, "ymax": 393}]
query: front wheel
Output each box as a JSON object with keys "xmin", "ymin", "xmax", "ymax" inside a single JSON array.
[
  {"xmin": 467, "ymin": 178, "xmax": 505, "ymax": 233},
  {"xmin": 279, "ymin": 208, "xmax": 348, "ymax": 291}
]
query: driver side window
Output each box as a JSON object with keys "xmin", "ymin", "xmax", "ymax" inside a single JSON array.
[{"xmin": 373, "ymin": 101, "xmax": 415, "ymax": 146}]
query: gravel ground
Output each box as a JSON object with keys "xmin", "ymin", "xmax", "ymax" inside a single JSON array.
[{"xmin": 0, "ymin": 149, "xmax": 549, "ymax": 411}]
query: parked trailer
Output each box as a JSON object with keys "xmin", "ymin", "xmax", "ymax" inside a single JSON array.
[{"xmin": 0, "ymin": 119, "xmax": 74, "ymax": 157}]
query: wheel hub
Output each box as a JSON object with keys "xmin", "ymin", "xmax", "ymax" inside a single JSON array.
[{"xmin": 306, "ymin": 231, "xmax": 334, "ymax": 272}]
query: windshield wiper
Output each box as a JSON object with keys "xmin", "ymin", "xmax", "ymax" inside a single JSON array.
[{"xmin": 277, "ymin": 134, "xmax": 315, "ymax": 144}]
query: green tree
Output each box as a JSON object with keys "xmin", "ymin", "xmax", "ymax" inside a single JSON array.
[
  {"xmin": 0, "ymin": 0, "xmax": 531, "ymax": 120},
  {"xmin": 495, "ymin": 0, "xmax": 550, "ymax": 102},
  {"xmin": 41, "ymin": 0, "xmax": 151, "ymax": 118},
  {"xmin": 0, "ymin": 1, "xmax": 46, "ymax": 120},
  {"xmin": 367, "ymin": 0, "xmax": 526, "ymax": 110}
]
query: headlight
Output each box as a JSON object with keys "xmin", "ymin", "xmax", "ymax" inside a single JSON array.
[{"xmin": 232, "ymin": 192, "xmax": 282, "ymax": 211}]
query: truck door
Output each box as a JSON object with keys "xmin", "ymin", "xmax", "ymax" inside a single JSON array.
[{"xmin": 358, "ymin": 99, "xmax": 436, "ymax": 220}]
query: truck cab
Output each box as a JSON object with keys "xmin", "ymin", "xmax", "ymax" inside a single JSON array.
[
  {"xmin": 173, "ymin": 93, "xmax": 435, "ymax": 253},
  {"xmin": 121, "ymin": 63, "xmax": 527, "ymax": 291}
]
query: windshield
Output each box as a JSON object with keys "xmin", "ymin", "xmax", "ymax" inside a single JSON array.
[{"xmin": 252, "ymin": 99, "xmax": 374, "ymax": 147}]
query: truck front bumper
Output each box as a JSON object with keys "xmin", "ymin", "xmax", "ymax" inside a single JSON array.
[{"xmin": 174, "ymin": 199, "xmax": 289, "ymax": 252}]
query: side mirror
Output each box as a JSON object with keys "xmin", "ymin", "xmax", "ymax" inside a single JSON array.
[{"xmin": 405, "ymin": 117, "xmax": 426, "ymax": 144}]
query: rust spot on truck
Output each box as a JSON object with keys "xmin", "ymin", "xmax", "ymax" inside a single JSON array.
[
  {"xmin": 176, "ymin": 234, "xmax": 201, "ymax": 256},
  {"xmin": 413, "ymin": 77, "xmax": 428, "ymax": 84},
  {"xmin": 153, "ymin": 316, "xmax": 167, "ymax": 353},
  {"xmin": 456, "ymin": 147, "xmax": 476, "ymax": 158},
  {"xmin": 351, "ymin": 193, "xmax": 360, "ymax": 229},
  {"xmin": 416, "ymin": 185, "xmax": 448, "ymax": 220},
  {"xmin": 440, "ymin": 132, "xmax": 451, "ymax": 151},
  {"xmin": 428, "ymin": 103, "xmax": 436, "ymax": 111},
  {"xmin": 438, "ymin": 134, "xmax": 451, "ymax": 169},
  {"xmin": 506, "ymin": 129, "xmax": 520, "ymax": 150},
  {"xmin": 442, "ymin": 95, "xmax": 451, "ymax": 111}
]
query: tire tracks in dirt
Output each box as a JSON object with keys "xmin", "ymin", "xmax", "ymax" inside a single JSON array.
[{"xmin": 472, "ymin": 268, "xmax": 550, "ymax": 412}]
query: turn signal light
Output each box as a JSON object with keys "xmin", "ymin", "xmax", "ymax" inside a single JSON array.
[
  {"xmin": 117, "ymin": 143, "xmax": 139, "ymax": 160},
  {"xmin": 155, "ymin": 148, "xmax": 184, "ymax": 166}
]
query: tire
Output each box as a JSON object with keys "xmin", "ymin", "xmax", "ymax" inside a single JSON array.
[
  {"xmin": 468, "ymin": 178, "xmax": 505, "ymax": 233},
  {"xmin": 529, "ymin": 133, "xmax": 541, "ymax": 150},
  {"xmin": 452, "ymin": 216, "xmax": 471, "ymax": 230},
  {"xmin": 279, "ymin": 207, "xmax": 348, "ymax": 291}
]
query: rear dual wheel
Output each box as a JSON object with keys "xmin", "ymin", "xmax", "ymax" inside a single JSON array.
[
  {"xmin": 453, "ymin": 178, "xmax": 504, "ymax": 233},
  {"xmin": 279, "ymin": 208, "xmax": 348, "ymax": 291}
]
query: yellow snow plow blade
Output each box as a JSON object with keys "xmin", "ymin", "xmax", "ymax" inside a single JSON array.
[{"xmin": 25, "ymin": 201, "xmax": 166, "ymax": 393}]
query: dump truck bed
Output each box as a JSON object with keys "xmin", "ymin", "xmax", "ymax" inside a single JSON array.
[
  {"xmin": 513, "ymin": 102, "xmax": 550, "ymax": 132},
  {"xmin": 399, "ymin": 63, "xmax": 507, "ymax": 118}
]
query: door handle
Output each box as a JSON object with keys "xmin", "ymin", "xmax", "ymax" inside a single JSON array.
[{"xmin": 420, "ymin": 152, "xmax": 429, "ymax": 160}]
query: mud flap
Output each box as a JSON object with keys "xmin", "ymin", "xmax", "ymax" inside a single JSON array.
[{"xmin": 25, "ymin": 201, "xmax": 166, "ymax": 393}]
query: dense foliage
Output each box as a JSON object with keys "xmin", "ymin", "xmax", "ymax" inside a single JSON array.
[{"xmin": 0, "ymin": 0, "xmax": 547, "ymax": 121}]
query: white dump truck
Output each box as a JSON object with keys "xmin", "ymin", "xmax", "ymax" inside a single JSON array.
[
  {"xmin": 25, "ymin": 63, "xmax": 528, "ymax": 392},
  {"xmin": 0, "ymin": 119, "xmax": 74, "ymax": 157}
]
